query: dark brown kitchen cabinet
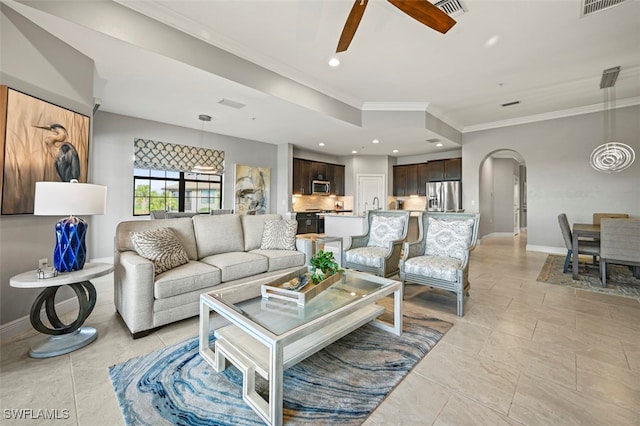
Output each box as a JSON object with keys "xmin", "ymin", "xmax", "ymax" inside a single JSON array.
[
  {"xmin": 426, "ymin": 161, "xmax": 445, "ymax": 181},
  {"xmin": 293, "ymin": 158, "xmax": 312, "ymax": 194},
  {"xmin": 311, "ymin": 161, "xmax": 328, "ymax": 181},
  {"xmin": 444, "ymin": 158, "xmax": 462, "ymax": 181},
  {"xmin": 405, "ymin": 164, "xmax": 418, "ymax": 196},
  {"xmin": 329, "ymin": 164, "xmax": 344, "ymax": 195},
  {"xmin": 393, "ymin": 165, "xmax": 407, "ymax": 196},
  {"xmin": 417, "ymin": 163, "xmax": 429, "ymax": 196},
  {"xmin": 293, "ymin": 158, "xmax": 344, "ymax": 195}
]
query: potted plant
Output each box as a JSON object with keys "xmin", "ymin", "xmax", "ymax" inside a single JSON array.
[{"xmin": 309, "ymin": 249, "xmax": 344, "ymax": 284}]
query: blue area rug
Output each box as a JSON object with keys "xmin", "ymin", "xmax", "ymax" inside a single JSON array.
[{"xmin": 109, "ymin": 313, "xmax": 451, "ymax": 425}]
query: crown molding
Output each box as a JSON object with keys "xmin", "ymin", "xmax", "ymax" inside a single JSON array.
[
  {"xmin": 463, "ymin": 96, "xmax": 640, "ymax": 133},
  {"xmin": 362, "ymin": 102, "xmax": 430, "ymax": 111}
]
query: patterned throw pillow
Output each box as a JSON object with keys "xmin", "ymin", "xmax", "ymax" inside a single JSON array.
[
  {"xmin": 260, "ymin": 219, "xmax": 298, "ymax": 250},
  {"xmin": 367, "ymin": 215, "xmax": 406, "ymax": 248},
  {"xmin": 130, "ymin": 227, "xmax": 189, "ymax": 275},
  {"xmin": 425, "ymin": 218, "xmax": 474, "ymax": 260}
]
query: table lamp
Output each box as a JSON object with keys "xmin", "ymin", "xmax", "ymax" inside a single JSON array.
[{"xmin": 34, "ymin": 180, "xmax": 107, "ymax": 272}]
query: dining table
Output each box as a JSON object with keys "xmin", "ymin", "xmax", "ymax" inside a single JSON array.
[{"xmin": 572, "ymin": 223, "xmax": 600, "ymax": 279}]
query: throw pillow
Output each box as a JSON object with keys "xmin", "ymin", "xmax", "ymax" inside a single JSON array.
[
  {"xmin": 260, "ymin": 219, "xmax": 298, "ymax": 250},
  {"xmin": 367, "ymin": 215, "xmax": 406, "ymax": 248},
  {"xmin": 425, "ymin": 218, "xmax": 474, "ymax": 260},
  {"xmin": 130, "ymin": 227, "xmax": 189, "ymax": 275}
]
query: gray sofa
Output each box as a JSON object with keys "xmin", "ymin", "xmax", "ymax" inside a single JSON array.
[{"xmin": 114, "ymin": 214, "xmax": 311, "ymax": 338}]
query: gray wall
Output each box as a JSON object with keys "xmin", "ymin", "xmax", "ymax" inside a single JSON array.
[
  {"xmin": 0, "ymin": 3, "xmax": 94, "ymax": 325},
  {"xmin": 90, "ymin": 111, "xmax": 280, "ymax": 259},
  {"xmin": 479, "ymin": 156, "xmax": 494, "ymax": 237},
  {"xmin": 493, "ymin": 158, "xmax": 517, "ymax": 233},
  {"xmin": 463, "ymin": 105, "xmax": 640, "ymax": 251}
]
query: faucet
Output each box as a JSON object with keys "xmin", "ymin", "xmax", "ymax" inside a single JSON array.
[{"xmin": 372, "ymin": 196, "xmax": 380, "ymax": 210}]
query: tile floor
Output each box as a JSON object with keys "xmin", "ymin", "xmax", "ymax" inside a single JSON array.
[{"xmin": 1, "ymin": 234, "xmax": 639, "ymax": 425}]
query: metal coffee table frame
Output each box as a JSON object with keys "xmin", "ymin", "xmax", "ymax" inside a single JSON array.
[{"xmin": 199, "ymin": 269, "xmax": 402, "ymax": 426}]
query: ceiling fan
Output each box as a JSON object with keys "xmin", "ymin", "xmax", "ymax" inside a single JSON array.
[{"xmin": 336, "ymin": 0, "xmax": 456, "ymax": 52}]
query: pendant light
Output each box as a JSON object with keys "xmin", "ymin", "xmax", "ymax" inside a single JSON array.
[{"xmin": 590, "ymin": 66, "xmax": 635, "ymax": 173}]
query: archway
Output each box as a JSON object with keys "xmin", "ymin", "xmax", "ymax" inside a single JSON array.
[{"xmin": 478, "ymin": 149, "xmax": 527, "ymax": 240}]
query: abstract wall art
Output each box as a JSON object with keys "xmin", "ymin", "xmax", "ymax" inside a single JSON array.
[
  {"xmin": 234, "ymin": 164, "xmax": 270, "ymax": 215},
  {"xmin": 1, "ymin": 86, "xmax": 90, "ymax": 214}
]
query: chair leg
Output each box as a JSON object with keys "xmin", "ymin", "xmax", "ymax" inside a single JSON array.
[
  {"xmin": 563, "ymin": 250, "xmax": 572, "ymax": 273},
  {"xmin": 456, "ymin": 291, "xmax": 464, "ymax": 317},
  {"xmin": 600, "ymin": 260, "xmax": 607, "ymax": 288}
]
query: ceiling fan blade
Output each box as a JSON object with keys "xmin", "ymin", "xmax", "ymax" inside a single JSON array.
[
  {"xmin": 387, "ymin": 0, "xmax": 456, "ymax": 34},
  {"xmin": 336, "ymin": 0, "xmax": 369, "ymax": 53}
]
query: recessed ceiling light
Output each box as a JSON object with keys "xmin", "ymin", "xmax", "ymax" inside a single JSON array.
[
  {"xmin": 436, "ymin": 143, "xmax": 443, "ymax": 147},
  {"xmin": 485, "ymin": 35, "xmax": 499, "ymax": 48},
  {"xmin": 352, "ymin": 150, "xmax": 357, "ymax": 154},
  {"xmin": 372, "ymin": 139, "xmax": 379, "ymax": 144},
  {"xmin": 319, "ymin": 142, "xmax": 325, "ymax": 147},
  {"xmin": 392, "ymin": 149, "xmax": 399, "ymax": 153},
  {"xmin": 328, "ymin": 57, "xmax": 340, "ymax": 67}
]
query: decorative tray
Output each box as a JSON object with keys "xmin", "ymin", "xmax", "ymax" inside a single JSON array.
[{"xmin": 261, "ymin": 271, "xmax": 343, "ymax": 306}]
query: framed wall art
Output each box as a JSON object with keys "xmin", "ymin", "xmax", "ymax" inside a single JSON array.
[
  {"xmin": 0, "ymin": 86, "xmax": 90, "ymax": 214},
  {"xmin": 234, "ymin": 164, "xmax": 270, "ymax": 215}
]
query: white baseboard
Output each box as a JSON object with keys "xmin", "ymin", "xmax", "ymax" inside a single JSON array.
[
  {"xmin": 482, "ymin": 232, "xmax": 516, "ymax": 240},
  {"xmin": 0, "ymin": 297, "xmax": 78, "ymax": 344},
  {"xmin": 526, "ymin": 245, "xmax": 566, "ymax": 255}
]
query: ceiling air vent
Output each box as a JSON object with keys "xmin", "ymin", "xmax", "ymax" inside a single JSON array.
[
  {"xmin": 582, "ymin": 0, "xmax": 627, "ymax": 17},
  {"xmin": 426, "ymin": 138, "xmax": 441, "ymax": 143},
  {"xmin": 217, "ymin": 98, "xmax": 246, "ymax": 109},
  {"xmin": 434, "ymin": 0, "xmax": 466, "ymax": 18}
]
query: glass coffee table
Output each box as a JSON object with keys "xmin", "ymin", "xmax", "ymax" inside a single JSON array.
[{"xmin": 199, "ymin": 267, "xmax": 402, "ymax": 426}]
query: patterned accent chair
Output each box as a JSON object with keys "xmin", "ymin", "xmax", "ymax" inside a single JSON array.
[
  {"xmin": 343, "ymin": 210, "xmax": 411, "ymax": 278},
  {"xmin": 399, "ymin": 212, "xmax": 480, "ymax": 316}
]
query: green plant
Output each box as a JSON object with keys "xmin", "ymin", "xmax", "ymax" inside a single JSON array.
[{"xmin": 309, "ymin": 250, "xmax": 344, "ymax": 284}]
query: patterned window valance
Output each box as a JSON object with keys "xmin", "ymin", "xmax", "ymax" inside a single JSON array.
[{"xmin": 134, "ymin": 138, "xmax": 224, "ymax": 174}]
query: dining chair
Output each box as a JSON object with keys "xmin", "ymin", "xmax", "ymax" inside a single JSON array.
[
  {"xmin": 557, "ymin": 213, "xmax": 599, "ymax": 273},
  {"xmin": 593, "ymin": 213, "xmax": 629, "ymax": 225},
  {"xmin": 600, "ymin": 218, "xmax": 640, "ymax": 287}
]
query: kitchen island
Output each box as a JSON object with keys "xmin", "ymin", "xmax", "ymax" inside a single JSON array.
[{"xmin": 323, "ymin": 213, "xmax": 366, "ymax": 245}]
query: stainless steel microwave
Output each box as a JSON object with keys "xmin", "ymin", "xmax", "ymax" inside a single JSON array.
[{"xmin": 312, "ymin": 180, "xmax": 331, "ymax": 195}]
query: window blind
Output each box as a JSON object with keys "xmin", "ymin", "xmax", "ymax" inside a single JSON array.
[{"xmin": 134, "ymin": 138, "xmax": 224, "ymax": 174}]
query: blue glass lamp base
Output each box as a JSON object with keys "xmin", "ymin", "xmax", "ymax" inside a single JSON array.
[{"xmin": 53, "ymin": 216, "xmax": 87, "ymax": 272}]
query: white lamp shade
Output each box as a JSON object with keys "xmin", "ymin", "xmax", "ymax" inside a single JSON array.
[{"xmin": 34, "ymin": 182, "xmax": 107, "ymax": 216}]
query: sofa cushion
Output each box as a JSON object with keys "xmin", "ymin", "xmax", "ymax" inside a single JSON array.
[
  {"xmin": 116, "ymin": 218, "xmax": 198, "ymax": 260},
  {"xmin": 193, "ymin": 214, "xmax": 244, "ymax": 258},
  {"xmin": 250, "ymin": 249, "xmax": 305, "ymax": 272},
  {"xmin": 425, "ymin": 218, "xmax": 474, "ymax": 261},
  {"xmin": 404, "ymin": 255, "xmax": 462, "ymax": 283},
  {"xmin": 154, "ymin": 261, "xmax": 222, "ymax": 299},
  {"xmin": 367, "ymin": 215, "xmax": 406, "ymax": 248},
  {"xmin": 241, "ymin": 214, "xmax": 282, "ymax": 251},
  {"xmin": 200, "ymin": 252, "xmax": 269, "ymax": 282},
  {"xmin": 130, "ymin": 227, "xmax": 190, "ymax": 275},
  {"xmin": 345, "ymin": 246, "xmax": 388, "ymax": 268},
  {"xmin": 260, "ymin": 219, "xmax": 297, "ymax": 250}
]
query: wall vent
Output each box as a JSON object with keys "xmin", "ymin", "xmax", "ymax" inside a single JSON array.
[
  {"xmin": 434, "ymin": 0, "xmax": 466, "ymax": 18},
  {"xmin": 426, "ymin": 138, "xmax": 441, "ymax": 143},
  {"xmin": 582, "ymin": 0, "xmax": 627, "ymax": 17}
]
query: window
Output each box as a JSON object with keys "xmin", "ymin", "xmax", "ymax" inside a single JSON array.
[{"xmin": 133, "ymin": 168, "xmax": 222, "ymax": 216}]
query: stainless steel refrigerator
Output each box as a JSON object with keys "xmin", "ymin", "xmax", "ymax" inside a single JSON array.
[{"xmin": 426, "ymin": 181, "xmax": 462, "ymax": 212}]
